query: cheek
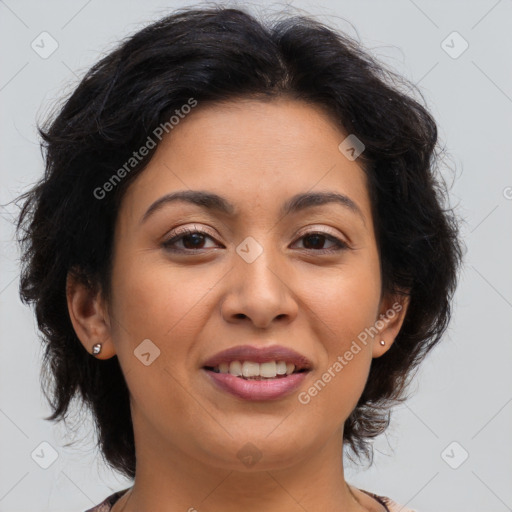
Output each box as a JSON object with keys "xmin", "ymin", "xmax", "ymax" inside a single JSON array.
[
  {"xmin": 107, "ymin": 259, "xmax": 214, "ymax": 429},
  {"xmin": 299, "ymin": 271, "xmax": 377, "ymax": 419},
  {"xmin": 296, "ymin": 254, "xmax": 380, "ymax": 412},
  {"xmin": 304, "ymin": 256, "xmax": 381, "ymax": 345},
  {"xmin": 110, "ymin": 256, "xmax": 216, "ymax": 345}
]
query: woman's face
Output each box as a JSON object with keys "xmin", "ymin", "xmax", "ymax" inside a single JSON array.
[{"xmin": 76, "ymin": 98, "xmax": 406, "ymax": 472}]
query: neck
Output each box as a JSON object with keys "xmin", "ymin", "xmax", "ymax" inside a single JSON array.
[{"xmin": 113, "ymin": 425, "xmax": 378, "ymax": 512}]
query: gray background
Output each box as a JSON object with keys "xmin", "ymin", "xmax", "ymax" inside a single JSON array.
[{"xmin": 1, "ymin": 1, "xmax": 511, "ymax": 511}]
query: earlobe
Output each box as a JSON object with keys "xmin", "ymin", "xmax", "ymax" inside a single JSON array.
[
  {"xmin": 66, "ymin": 271, "xmax": 117, "ymax": 359},
  {"xmin": 372, "ymin": 293, "xmax": 410, "ymax": 358}
]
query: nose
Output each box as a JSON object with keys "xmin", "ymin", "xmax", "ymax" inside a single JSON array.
[{"xmin": 220, "ymin": 245, "xmax": 298, "ymax": 329}]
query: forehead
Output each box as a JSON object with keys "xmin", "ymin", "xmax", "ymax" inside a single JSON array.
[{"xmin": 119, "ymin": 98, "xmax": 372, "ymax": 225}]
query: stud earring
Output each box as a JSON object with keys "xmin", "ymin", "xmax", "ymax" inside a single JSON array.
[
  {"xmin": 92, "ymin": 343, "xmax": 102, "ymax": 355},
  {"xmin": 379, "ymin": 340, "xmax": 386, "ymax": 346}
]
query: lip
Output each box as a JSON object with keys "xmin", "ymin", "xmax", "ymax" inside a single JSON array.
[
  {"xmin": 203, "ymin": 369, "xmax": 309, "ymax": 401},
  {"xmin": 202, "ymin": 344, "xmax": 313, "ymax": 370},
  {"xmin": 201, "ymin": 344, "xmax": 312, "ymax": 401}
]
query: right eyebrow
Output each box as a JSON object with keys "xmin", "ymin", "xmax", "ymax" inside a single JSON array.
[{"xmin": 140, "ymin": 190, "xmax": 236, "ymax": 225}]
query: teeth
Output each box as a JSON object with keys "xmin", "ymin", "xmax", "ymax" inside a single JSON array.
[
  {"xmin": 260, "ymin": 361, "xmax": 276, "ymax": 378},
  {"xmin": 242, "ymin": 361, "xmax": 259, "ymax": 378},
  {"xmin": 213, "ymin": 360, "xmax": 298, "ymax": 378},
  {"xmin": 276, "ymin": 361, "xmax": 287, "ymax": 375},
  {"xmin": 229, "ymin": 360, "xmax": 242, "ymax": 376}
]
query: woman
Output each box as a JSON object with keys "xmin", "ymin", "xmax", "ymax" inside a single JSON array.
[{"xmin": 16, "ymin": 5, "xmax": 462, "ymax": 512}]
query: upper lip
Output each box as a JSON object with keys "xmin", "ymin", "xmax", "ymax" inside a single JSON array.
[{"xmin": 202, "ymin": 345, "xmax": 313, "ymax": 370}]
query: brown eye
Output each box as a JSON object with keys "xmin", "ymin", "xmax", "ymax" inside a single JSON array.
[
  {"xmin": 180, "ymin": 232, "xmax": 208, "ymax": 249},
  {"xmin": 162, "ymin": 228, "xmax": 220, "ymax": 252},
  {"xmin": 294, "ymin": 232, "xmax": 348, "ymax": 253}
]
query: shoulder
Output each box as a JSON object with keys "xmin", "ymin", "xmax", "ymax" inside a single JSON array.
[
  {"xmin": 357, "ymin": 487, "xmax": 420, "ymax": 512},
  {"xmin": 378, "ymin": 495, "xmax": 419, "ymax": 512},
  {"xmin": 83, "ymin": 488, "xmax": 130, "ymax": 512}
]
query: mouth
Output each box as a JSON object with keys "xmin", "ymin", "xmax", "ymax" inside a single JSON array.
[{"xmin": 201, "ymin": 345, "xmax": 312, "ymax": 401}]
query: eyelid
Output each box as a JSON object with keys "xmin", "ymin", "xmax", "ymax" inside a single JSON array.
[
  {"xmin": 164, "ymin": 224, "xmax": 217, "ymax": 240},
  {"xmin": 161, "ymin": 225, "xmax": 223, "ymax": 252},
  {"xmin": 294, "ymin": 224, "xmax": 349, "ymax": 244}
]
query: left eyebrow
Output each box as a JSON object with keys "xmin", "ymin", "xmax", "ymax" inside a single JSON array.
[
  {"xmin": 281, "ymin": 191, "xmax": 365, "ymax": 223},
  {"xmin": 140, "ymin": 190, "xmax": 365, "ymax": 225}
]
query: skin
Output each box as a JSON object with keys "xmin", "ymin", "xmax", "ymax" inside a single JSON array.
[{"xmin": 67, "ymin": 98, "xmax": 409, "ymax": 512}]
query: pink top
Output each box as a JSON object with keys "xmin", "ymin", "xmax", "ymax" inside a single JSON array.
[{"xmin": 84, "ymin": 486, "xmax": 418, "ymax": 512}]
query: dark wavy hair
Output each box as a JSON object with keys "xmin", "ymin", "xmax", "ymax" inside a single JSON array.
[{"xmin": 15, "ymin": 5, "xmax": 463, "ymax": 479}]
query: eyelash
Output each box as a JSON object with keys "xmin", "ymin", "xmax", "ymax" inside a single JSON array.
[{"xmin": 161, "ymin": 227, "xmax": 349, "ymax": 254}]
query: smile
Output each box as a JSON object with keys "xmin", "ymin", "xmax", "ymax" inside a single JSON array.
[{"xmin": 203, "ymin": 364, "xmax": 310, "ymax": 401}]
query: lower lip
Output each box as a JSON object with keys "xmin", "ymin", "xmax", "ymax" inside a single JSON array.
[{"xmin": 203, "ymin": 369, "xmax": 309, "ymax": 401}]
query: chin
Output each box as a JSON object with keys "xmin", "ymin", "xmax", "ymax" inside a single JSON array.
[{"xmin": 194, "ymin": 432, "xmax": 309, "ymax": 471}]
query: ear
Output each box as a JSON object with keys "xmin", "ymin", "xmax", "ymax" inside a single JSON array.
[
  {"xmin": 372, "ymin": 291, "xmax": 410, "ymax": 358},
  {"xmin": 66, "ymin": 270, "xmax": 117, "ymax": 359}
]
